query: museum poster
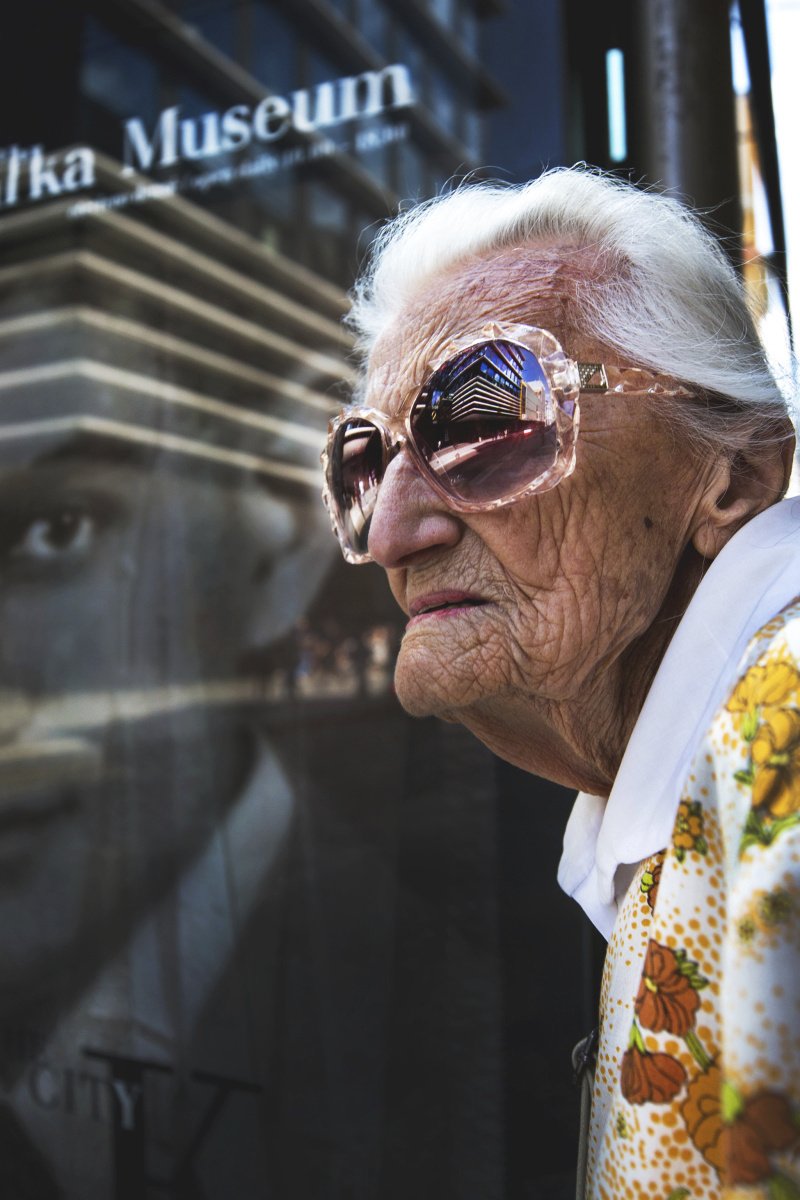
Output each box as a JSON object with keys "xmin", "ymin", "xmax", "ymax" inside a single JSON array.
[{"xmin": 0, "ymin": 3, "xmax": 600, "ymax": 1197}]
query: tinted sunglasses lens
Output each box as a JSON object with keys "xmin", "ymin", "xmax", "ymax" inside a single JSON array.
[
  {"xmin": 330, "ymin": 417, "xmax": 385, "ymax": 557},
  {"xmin": 410, "ymin": 340, "xmax": 559, "ymax": 503}
]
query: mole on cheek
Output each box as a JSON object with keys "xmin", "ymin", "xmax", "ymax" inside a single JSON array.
[{"xmin": 643, "ymin": 516, "xmax": 654, "ymax": 530}]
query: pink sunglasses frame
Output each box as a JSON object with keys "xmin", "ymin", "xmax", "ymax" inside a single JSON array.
[{"xmin": 322, "ymin": 321, "xmax": 692, "ymax": 564}]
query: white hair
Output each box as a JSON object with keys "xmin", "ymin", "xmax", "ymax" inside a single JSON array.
[{"xmin": 348, "ymin": 167, "xmax": 794, "ymax": 454}]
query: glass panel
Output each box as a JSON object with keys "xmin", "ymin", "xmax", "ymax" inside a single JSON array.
[
  {"xmin": 251, "ymin": 4, "xmax": 297, "ymax": 95},
  {"xmin": 354, "ymin": 0, "xmax": 388, "ymax": 56},
  {"xmin": 81, "ymin": 18, "xmax": 159, "ymax": 121},
  {"xmin": 184, "ymin": 0, "xmax": 236, "ymax": 59},
  {"xmin": 430, "ymin": 73, "xmax": 458, "ymax": 138},
  {"xmin": 0, "ymin": 4, "xmax": 618, "ymax": 1198},
  {"xmin": 431, "ymin": 0, "xmax": 453, "ymax": 27}
]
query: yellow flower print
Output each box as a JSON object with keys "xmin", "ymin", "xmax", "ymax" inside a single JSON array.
[
  {"xmin": 736, "ymin": 915, "xmax": 757, "ymax": 943},
  {"xmin": 750, "ymin": 707, "xmax": 800, "ymax": 818},
  {"xmin": 672, "ymin": 800, "xmax": 707, "ymax": 862},
  {"xmin": 757, "ymin": 887, "xmax": 795, "ymax": 926},
  {"xmin": 728, "ymin": 653, "xmax": 800, "ymax": 715},
  {"xmin": 735, "ymin": 886, "xmax": 799, "ymax": 951}
]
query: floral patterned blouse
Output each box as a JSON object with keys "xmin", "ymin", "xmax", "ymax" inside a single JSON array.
[{"xmin": 588, "ymin": 595, "xmax": 800, "ymax": 1199}]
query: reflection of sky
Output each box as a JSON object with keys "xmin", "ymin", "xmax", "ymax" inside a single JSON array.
[{"xmin": 490, "ymin": 342, "xmax": 548, "ymax": 394}]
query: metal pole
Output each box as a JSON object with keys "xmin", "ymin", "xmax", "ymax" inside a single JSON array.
[
  {"xmin": 738, "ymin": 0, "xmax": 792, "ymax": 340},
  {"xmin": 631, "ymin": 0, "xmax": 742, "ymax": 255}
]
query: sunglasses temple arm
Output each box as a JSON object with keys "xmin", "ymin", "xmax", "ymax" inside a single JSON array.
[{"xmin": 576, "ymin": 363, "xmax": 609, "ymax": 391}]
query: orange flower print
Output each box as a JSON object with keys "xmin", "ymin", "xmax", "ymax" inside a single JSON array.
[
  {"xmin": 682, "ymin": 1067, "xmax": 800, "ymax": 1185},
  {"xmin": 673, "ymin": 799, "xmax": 708, "ymax": 862},
  {"xmin": 721, "ymin": 1091, "xmax": 799, "ymax": 1184},
  {"xmin": 621, "ymin": 1043, "xmax": 686, "ymax": 1105},
  {"xmin": 682, "ymin": 1064, "xmax": 725, "ymax": 1170},
  {"xmin": 750, "ymin": 707, "xmax": 800, "ymax": 818},
  {"xmin": 620, "ymin": 1022, "xmax": 686, "ymax": 1105},
  {"xmin": 635, "ymin": 941, "xmax": 705, "ymax": 1036}
]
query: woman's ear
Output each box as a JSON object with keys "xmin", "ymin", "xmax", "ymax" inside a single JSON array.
[{"xmin": 691, "ymin": 422, "xmax": 796, "ymax": 560}]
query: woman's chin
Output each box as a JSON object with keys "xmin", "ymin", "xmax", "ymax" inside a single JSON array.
[
  {"xmin": 392, "ymin": 645, "xmax": 487, "ymax": 722},
  {"xmin": 393, "ymin": 672, "xmax": 444, "ymax": 719}
]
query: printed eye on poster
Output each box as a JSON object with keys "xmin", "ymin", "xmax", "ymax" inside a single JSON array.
[{"xmin": 0, "ymin": 3, "xmax": 590, "ymax": 1198}]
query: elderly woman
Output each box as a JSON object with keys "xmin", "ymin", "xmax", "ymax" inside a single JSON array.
[{"xmin": 322, "ymin": 168, "xmax": 800, "ymax": 1198}]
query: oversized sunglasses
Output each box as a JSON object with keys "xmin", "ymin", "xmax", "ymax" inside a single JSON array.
[{"xmin": 322, "ymin": 322, "xmax": 691, "ymax": 564}]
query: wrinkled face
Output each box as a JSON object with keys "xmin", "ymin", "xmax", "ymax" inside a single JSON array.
[{"xmin": 364, "ymin": 249, "xmax": 718, "ymax": 789}]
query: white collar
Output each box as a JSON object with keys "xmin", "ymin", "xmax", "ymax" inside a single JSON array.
[{"xmin": 557, "ymin": 497, "xmax": 800, "ymax": 939}]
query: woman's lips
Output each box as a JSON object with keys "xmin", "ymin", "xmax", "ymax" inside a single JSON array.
[{"xmin": 407, "ymin": 590, "xmax": 488, "ymax": 626}]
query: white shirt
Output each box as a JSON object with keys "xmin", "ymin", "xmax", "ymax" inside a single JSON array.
[{"xmin": 557, "ymin": 496, "xmax": 800, "ymax": 939}]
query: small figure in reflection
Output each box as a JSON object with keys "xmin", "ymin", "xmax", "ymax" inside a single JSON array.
[{"xmin": 287, "ymin": 615, "xmax": 397, "ymax": 699}]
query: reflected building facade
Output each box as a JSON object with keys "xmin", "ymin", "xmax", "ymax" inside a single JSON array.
[{"xmin": 0, "ymin": 3, "xmax": 600, "ymax": 1199}]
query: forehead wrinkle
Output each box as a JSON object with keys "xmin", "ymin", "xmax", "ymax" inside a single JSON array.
[
  {"xmin": 409, "ymin": 249, "xmax": 571, "ymax": 341},
  {"xmin": 365, "ymin": 242, "xmax": 611, "ymax": 415},
  {"xmin": 362, "ymin": 242, "xmax": 624, "ymax": 426}
]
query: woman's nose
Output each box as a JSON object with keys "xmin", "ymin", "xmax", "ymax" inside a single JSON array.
[{"xmin": 367, "ymin": 450, "xmax": 463, "ymax": 570}]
